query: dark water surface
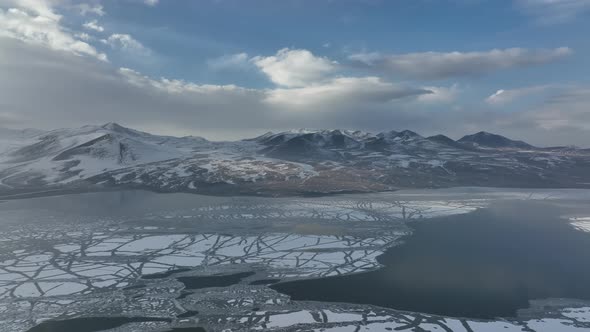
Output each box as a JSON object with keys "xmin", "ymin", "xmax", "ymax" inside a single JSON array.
[
  {"xmin": 271, "ymin": 202, "xmax": 590, "ymax": 319},
  {"xmin": 249, "ymin": 279, "xmax": 281, "ymax": 285},
  {"xmin": 177, "ymin": 271, "xmax": 255, "ymax": 290},
  {"xmin": 26, "ymin": 317, "xmax": 172, "ymax": 332}
]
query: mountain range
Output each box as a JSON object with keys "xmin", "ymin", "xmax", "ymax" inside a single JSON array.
[{"xmin": 1, "ymin": 123, "xmax": 589, "ymax": 197}]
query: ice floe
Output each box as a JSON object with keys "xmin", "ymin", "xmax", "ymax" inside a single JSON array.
[{"xmin": 1, "ymin": 189, "xmax": 590, "ymax": 332}]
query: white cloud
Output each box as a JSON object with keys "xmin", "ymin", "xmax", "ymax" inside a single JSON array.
[
  {"xmin": 265, "ymin": 77, "xmax": 431, "ymax": 108},
  {"xmin": 349, "ymin": 47, "xmax": 573, "ymax": 79},
  {"xmin": 83, "ymin": 19, "xmax": 104, "ymax": 32},
  {"xmin": 252, "ymin": 48, "xmax": 337, "ymax": 87},
  {"xmin": 207, "ymin": 52, "xmax": 250, "ymax": 70},
  {"xmin": 144, "ymin": 0, "xmax": 158, "ymax": 6},
  {"xmin": 0, "ymin": 37, "xmax": 268, "ymax": 138},
  {"xmin": 119, "ymin": 67, "xmax": 260, "ymax": 97},
  {"xmin": 118, "ymin": 69, "xmax": 428, "ymax": 111},
  {"xmin": 0, "ymin": 5, "xmax": 107, "ymax": 61},
  {"xmin": 515, "ymin": 0, "xmax": 590, "ymax": 24},
  {"xmin": 4, "ymin": 0, "xmax": 62, "ymax": 20},
  {"xmin": 0, "ymin": 26, "xmax": 588, "ymax": 145},
  {"xmin": 104, "ymin": 33, "xmax": 151, "ymax": 56},
  {"xmin": 75, "ymin": 3, "xmax": 105, "ymax": 16},
  {"xmin": 75, "ymin": 32, "xmax": 92, "ymax": 41},
  {"xmin": 485, "ymin": 85, "xmax": 553, "ymax": 105},
  {"xmin": 0, "ymin": 38, "xmax": 442, "ymax": 139}
]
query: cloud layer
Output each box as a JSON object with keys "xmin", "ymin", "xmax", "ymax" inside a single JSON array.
[
  {"xmin": 264, "ymin": 77, "xmax": 431, "ymax": 108},
  {"xmin": 349, "ymin": 47, "xmax": 572, "ymax": 79},
  {"xmin": 2, "ymin": 35, "xmax": 588, "ymax": 146},
  {"xmin": 0, "ymin": 37, "xmax": 445, "ymax": 139},
  {"xmin": 516, "ymin": 0, "xmax": 590, "ymax": 24},
  {"xmin": 0, "ymin": 0, "xmax": 588, "ymax": 146}
]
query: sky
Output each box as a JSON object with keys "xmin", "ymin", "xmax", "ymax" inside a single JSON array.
[{"xmin": 0, "ymin": 0, "xmax": 589, "ymax": 145}]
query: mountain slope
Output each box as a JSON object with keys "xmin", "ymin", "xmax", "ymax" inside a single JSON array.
[
  {"xmin": 259, "ymin": 129, "xmax": 367, "ymax": 160},
  {"xmin": 1, "ymin": 124, "xmax": 590, "ymax": 196},
  {"xmin": 458, "ymin": 131, "xmax": 534, "ymax": 150},
  {"xmin": 0, "ymin": 124, "xmax": 203, "ymax": 188}
]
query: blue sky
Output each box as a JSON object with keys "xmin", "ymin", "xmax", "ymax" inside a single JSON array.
[
  {"xmin": 1, "ymin": 0, "xmax": 590, "ymax": 145},
  {"xmin": 84, "ymin": 0, "xmax": 590, "ymax": 88}
]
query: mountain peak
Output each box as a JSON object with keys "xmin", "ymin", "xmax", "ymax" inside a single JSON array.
[
  {"xmin": 471, "ymin": 131, "xmax": 495, "ymax": 137},
  {"xmin": 398, "ymin": 130, "xmax": 421, "ymax": 137},
  {"xmin": 459, "ymin": 131, "xmax": 533, "ymax": 149},
  {"xmin": 378, "ymin": 129, "xmax": 422, "ymax": 140},
  {"xmin": 101, "ymin": 122, "xmax": 126, "ymax": 131},
  {"xmin": 99, "ymin": 122, "xmax": 150, "ymax": 138}
]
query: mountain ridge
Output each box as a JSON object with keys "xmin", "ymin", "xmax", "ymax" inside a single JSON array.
[
  {"xmin": 1, "ymin": 123, "xmax": 589, "ymax": 197},
  {"xmin": 0, "ymin": 123, "xmax": 572, "ymax": 148}
]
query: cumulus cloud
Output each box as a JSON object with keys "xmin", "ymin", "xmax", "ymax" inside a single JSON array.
[
  {"xmin": 515, "ymin": 0, "xmax": 590, "ymax": 24},
  {"xmin": 83, "ymin": 19, "xmax": 104, "ymax": 32},
  {"xmin": 252, "ymin": 48, "xmax": 337, "ymax": 87},
  {"xmin": 485, "ymin": 85, "xmax": 553, "ymax": 105},
  {"xmin": 0, "ymin": 4, "xmax": 107, "ymax": 61},
  {"xmin": 349, "ymin": 47, "xmax": 572, "ymax": 79},
  {"xmin": 207, "ymin": 52, "xmax": 250, "ymax": 70},
  {"xmin": 0, "ymin": 37, "xmax": 443, "ymax": 139},
  {"xmin": 104, "ymin": 33, "xmax": 151, "ymax": 56}
]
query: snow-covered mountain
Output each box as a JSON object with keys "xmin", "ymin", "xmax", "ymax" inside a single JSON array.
[
  {"xmin": 1, "ymin": 123, "xmax": 590, "ymax": 196},
  {"xmin": 0, "ymin": 123, "xmax": 203, "ymax": 188},
  {"xmin": 258, "ymin": 129, "xmax": 367, "ymax": 160},
  {"xmin": 0, "ymin": 124, "xmax": 316, "ymax": 194}
]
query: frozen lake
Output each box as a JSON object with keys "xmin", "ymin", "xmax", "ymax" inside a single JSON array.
[
  {"xmin": 272, "ymin": 200, "xmax": 590, "ymax": 318},
  {"xmin": 1, "ymin": 188, "xmax": 590, "ymax": 331}
]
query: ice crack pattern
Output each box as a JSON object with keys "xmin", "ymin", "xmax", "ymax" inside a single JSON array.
[{"xmin": 0, "ymin": 189, "xmax": 589, "ymax": 331}]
